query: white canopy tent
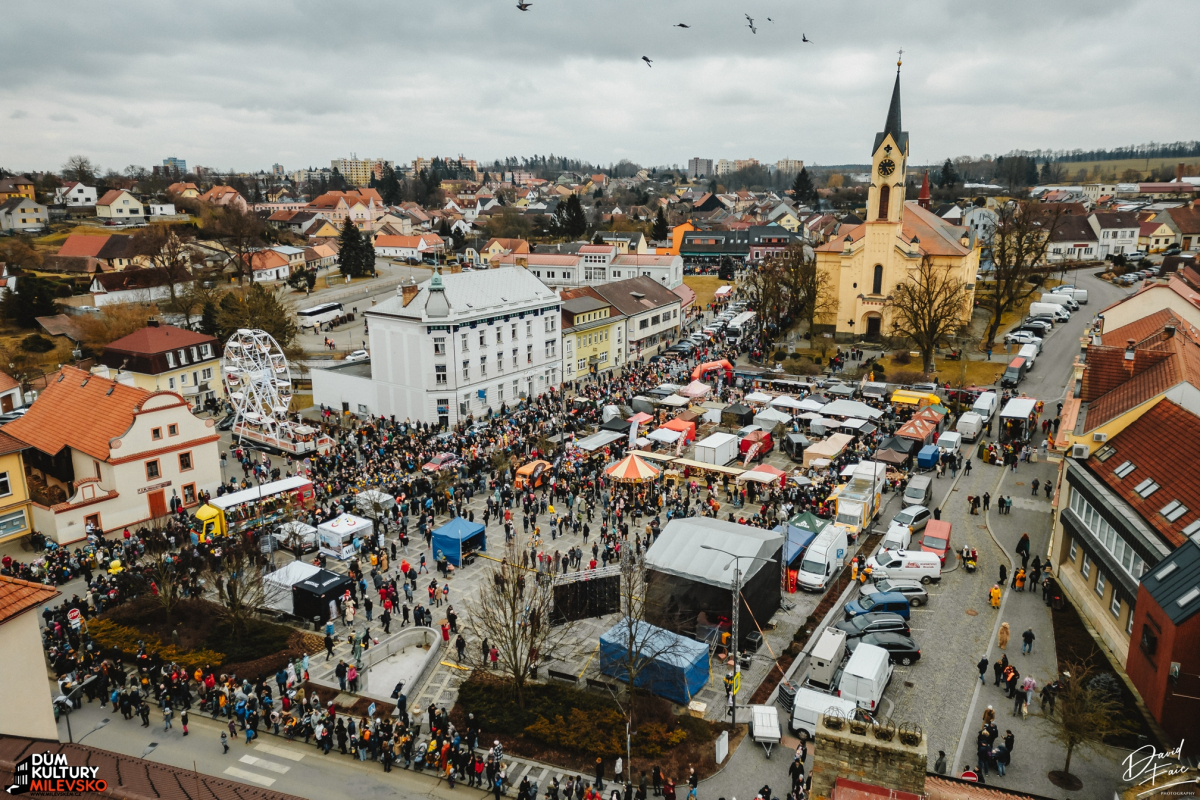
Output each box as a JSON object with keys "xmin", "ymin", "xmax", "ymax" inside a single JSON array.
[
  {"xmin": 769, "ymin": 396, "xmax": 806, "ymax": 410},
  {"xmin": 660, "ymin": 394, "xmax": 691, "ymax": 408},
  {"xmin": 744, "ymin": 391, "xmax": 773, "ymax": 404},
  {"xmin": 819, "ymin": 399, "xmax": 884, "ymax": 420},
  {"xmin": 263, "ymin": 560, "xmax": 321, "ymax": 613},
  {"xmin": 798, "ymin": 398, "xmax": 827, "ymax": 412},
  {"xmin": 648, "ymin": 428, "xmax": 682, "ymax": 444}
]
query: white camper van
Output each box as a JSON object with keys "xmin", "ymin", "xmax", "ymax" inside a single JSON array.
[{"xmin": 797, "ymin": 525, "xmax": 849, "ymax": 591}]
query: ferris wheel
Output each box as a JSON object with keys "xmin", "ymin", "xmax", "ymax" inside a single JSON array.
[{"xmin": 222, "ymin": 329, "xmax": 293, "ymax": 438}]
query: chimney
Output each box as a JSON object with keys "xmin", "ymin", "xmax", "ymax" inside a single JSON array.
[
  {"xmin": 147, "ymin": 319, "xmax": 160, "ymax": 328},
  {"xmin": 808, "ymin": 714, "xmax": 927, "ymax": 799},
  {"xmin": 1125, "ymin": 338, "xmax": 1136, "ymax": 362},
  {"xmin": 400, "ymin": 277, "xmax": 419, "ymax": 307},
  {"xmin": 1166, "ymin": 324, "xmax": 1177, "ymax": 338},
  {"xmin": 1178, "ymin": 163, "xmax": 1185, "ymax": 183}
]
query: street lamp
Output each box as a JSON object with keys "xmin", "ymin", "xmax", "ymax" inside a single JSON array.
[
  {"xmin": 700, "ymin": 544, "xmax": 776, "ymax": 725},
  {"xmin": 76, "ymin": 718, "xmax": 110, "ymax": 744}
]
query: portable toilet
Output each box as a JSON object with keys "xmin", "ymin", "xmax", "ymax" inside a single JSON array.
[{"xmin": 917, "ymin": 444, "xmax": 940, "ymax": 470}]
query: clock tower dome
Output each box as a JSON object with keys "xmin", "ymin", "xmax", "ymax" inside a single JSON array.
[{"xmin": 868, "ymin": 59, "xmax": 908, "ymax": 224}]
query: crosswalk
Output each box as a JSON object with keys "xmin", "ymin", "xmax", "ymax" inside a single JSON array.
[{"xmin": 221, "ymin": 744, "xmax": 305, "ymax": 788}]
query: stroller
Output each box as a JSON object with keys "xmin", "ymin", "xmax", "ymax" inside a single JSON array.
[{"xmin": 962, "ymin": 546, "xmax": 978, "ymax": 574}]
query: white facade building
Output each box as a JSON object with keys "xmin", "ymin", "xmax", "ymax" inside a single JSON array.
[
  {"xmin": 54, "ymin": 182, "xmax": 98, "ymax": 206},
  {"xmin": 495, "ymin": 249, "xmax": 683, "ymax": 292},
  {"xmin": 1087, "ymin": 212, "xmax": 1140, "ymax": 258},
  {"xmin": 313, "ymin": 267, "xmax": 562, "ymax": 425}
]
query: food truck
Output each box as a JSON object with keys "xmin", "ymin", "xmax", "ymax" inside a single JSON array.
[{"xmin": 192, "ymin": 476, "xmax": 315, "ymax": 541}]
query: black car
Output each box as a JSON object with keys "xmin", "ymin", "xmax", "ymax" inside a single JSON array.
[
  {"xmin": 833, "ymin": 612, "xmax": 911, "ymax": 639},
  {"xmin": 216, "ymin": 413, "xmax": 237, "ymax": 431},
  {"xmin": 1164, "ymin": 245, "xmax": 1182, "ymax": 256},
  {"xmin": 846, "ymin": 632, "xmax": 922, "ymax": 666}
]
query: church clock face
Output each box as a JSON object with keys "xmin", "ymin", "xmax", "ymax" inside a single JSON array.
[{"xmin": 878, "ymin": 158, "xmax": 896, "ymax": 177}]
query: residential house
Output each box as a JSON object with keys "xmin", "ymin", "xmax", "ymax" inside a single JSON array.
[
  {"xmin": 271, "ymin": 246, "xmax": 307, "ymax": 274},
  {"xmin": 0, "ymin": 575, "xmax": 61, "ymax": 741},
  {"xmin": 241, "ymin": 249, "xmax": 292, "ymax": 282},
  {"xmin": 313, "ymin": 268, "xmax": 562, "ymax": 424},
  {"xmin": 597, "ymin": 231, "xmax": 648, "ymax": 254},
  {"xmin": 1045, "ymin": 215, "xmax": 1100, "ymax": 262},
  {"xmin": 374, "ymin": 234, "xmax": 445, "ymax": 261},
  {"xmin": 167, "ymin": 182, "xmax": 200, "ymax": 198},
  {"xmin": 307, "ymin": 190, "xmax": 385, "ymax": 230},
  {"xmin": 198, "ymin": 185, "xmax": 248, "ymax": 212},
  {"xmin": 1153, "ymin": 206, "xmax": 1200, "ymax": 253},
  {"xmin": 57, "ymin": 234, "xmax": 142, "ymax": 271},
  {"xmin": 34, "ymin": 315, "xmax": 84, "ymax": 351},
  {"xmin": 765, "ymin": 205, "xmax": 802, "ymax": 233},
  {"xmin": 1087, "ymin": 211, "xmax": 1140, "ymax": 258},
  {"xmin": 483, "ymin": 238, "xmax": 531, "ymax": 258},
  {"xmin": 931, "ymin": 203, "xmax": 964, "ymax": 225},
  {"xmin": 1125, "ymin": 534, "xmax": 1200, "ymax": 757},
  {"xmin": 0, "ymin": 198, "xmax": 48, "ymax": 233},
  {"xmin": 1095, "ymin": 276, "xmax": 1200, "ymax": 335},
  {"xmin": 0, "ymin": 372, "xmax": 24, "ymax": 414},
  {"xmin": 301, "ymin": 217, "xmax": 340, "ymax": 239},
  {"xmin": 1082, "ymin": 183, "xmax": 1119, "ymax": 203},
  {"xmin": 594, "ymin": 276, "xmax": 682, "ymax": 360},
  {"xmin": 5, "ymin": 365, "xmax": 221, "ymax": 543},
  {"xmin": 559, "ymin": 288, "xmax": 625, "ymax": 381},
  {"xmin": 961, "ymin": 206, "xmax": 998, "ymax": 245},
  {"xmin": 1140, "ymin": 219, "xmax": 1178, "ymax": 252},
  {"xmin": 95, "ymin": 189, "xmax": 144, "ymax": 222},
  {"xmin": 89, "ymin": 264, "xmax": 194, "ymax": 306},
  {"xmin": 0, "ymin": 176, "xmax": 35, "ymax": 201},
  {"xmin": 1138, "ymin": 183, "xmax": 1197, "ymax": 201},
  {"xmin": 267, "ymin": 209, "xmax": 324, "ymax": 233},
  {"xmin": 100, "ymin": 320, "xmax": 223, "ymax": 408},
  {"xmin": 53, "ymin": 182, "xmax": 98, "ymax": 206},
  {"xmin": 304, "ymin": 243, "xmax": 338, "ymax": 271},
  {"xmin": 0, "ymin": 431, "xmax": 33, "ymax": 544},
  {"xmin": 374, "ymin": 212, "xmax": 413, "ymax": 237}
]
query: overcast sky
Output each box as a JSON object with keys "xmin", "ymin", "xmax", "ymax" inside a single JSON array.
[{"xmin": 2, "ymin": 0, "xmax": 1197, "ymax": 175}]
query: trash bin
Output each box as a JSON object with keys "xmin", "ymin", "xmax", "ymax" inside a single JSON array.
[{"xmin": 313, "ymin": 616, "xmax": 322, "ymax": 632}]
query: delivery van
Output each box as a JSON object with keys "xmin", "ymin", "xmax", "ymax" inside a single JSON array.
[
  {"xmin": 837, "ymin": 642, "xmax": 893, "ymax": 711},
  {"xmin": 791, "ymin": 688, "xmax": 858, "ymax": 741},
  {"xmin": 797, "ymin": 525, "xmax": 849, "ymax": 591},
  {"xmin": 903, "ymin": 475, "xmax": 933, "ymax": 508},
  {"xmin": 1018, "ymin": 343, "xmax": 1039, "ymax": 370},
  {"xmin": 865, "ymin": 548, "xmax": 943, "ymax": 584},
  {"xmin": 1029, "ymin": 302, "xmax": 1070, "ymax": 322},
  {"xmin": 1001, "ymin": 357, "xmax": 1028, "ymax": 388},
  {"xmin": 1040, "ymin": 292, "xmax": 1078, "ymax": 311},
  {"xmin": 956, "ymin": 411, "xmax": 984, "ymax": 443},
  {"xmin": 1051, "ymin": 286, "xmax": 1088, "ymax": 305},
  {"xmin": 972, "ymin": 392, "xmax": 998, "ymax": 423}
]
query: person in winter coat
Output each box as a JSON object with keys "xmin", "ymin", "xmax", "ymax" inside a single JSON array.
[{"xmin": 998, "ymin": 622, "xmax": 1010, "ymax": 650}]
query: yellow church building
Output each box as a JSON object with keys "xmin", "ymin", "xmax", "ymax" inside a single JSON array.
[{"xmin": 815, "ymin": 65, "xmax": 979, "ymax": 341}]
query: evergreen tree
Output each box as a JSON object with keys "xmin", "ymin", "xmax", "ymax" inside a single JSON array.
[
  {"xmin": 378, "ymin": 164, "xmax": 402, "ymax": 205},
  {"xmin": 562, "ymin": 194, "xmax": 588, "ymax": 239},
  {"xmin": 1, "ymin": 276, "xmax": 59, "ymax": 328},
  {"xmin": 337, "ymin": 218, "xmax": 370, "ymax": 278},
  {"xmin": 939, "ymin": 159, "xmax": 960, "ymax": 189},
  {"xmin": 199, "ymin": 299, "xmax": 219, "ymax": 336},
  {"xmin": 792, "ymin": 167, "xmax": 816, "ymax": 205},
  {"xmin": 652, "ymin": 207, "xmax": 669, "ymax": 241}
]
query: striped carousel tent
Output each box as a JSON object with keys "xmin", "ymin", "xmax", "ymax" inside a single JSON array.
[{"xmin": 605, "ymin": 453, "xmax": 661, "ymax": 483}]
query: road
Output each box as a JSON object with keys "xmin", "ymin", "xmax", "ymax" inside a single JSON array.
[{"xmin": 295, "ymin": 261, "xmax": 433, "ymax": 356}]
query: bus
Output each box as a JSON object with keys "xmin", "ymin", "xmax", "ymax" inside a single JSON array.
[
  {"xmin": 297, "ymin": 302, "xmax": 344, "ymax": 331},
  {"xmin": 192, "ymin": 476, "xmax": 316, "ymax": 541}
]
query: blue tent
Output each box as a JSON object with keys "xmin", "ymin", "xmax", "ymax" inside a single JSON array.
[
  {"xmin": 917, "ymin": 444, "xmax": 940, "ymax": 469},
  {"xmin": 599, "ymin": 619, "xmax": 710, "ymax": 705},
  {"xmin": 776, "ymin": 515, "xmax": 823, "ymax": 566},
  {"xmin": 431, "ymin": 518, "xmax": 487, "ymax": 567}
]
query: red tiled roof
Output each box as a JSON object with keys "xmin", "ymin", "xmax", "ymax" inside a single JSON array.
[
  {"xmin": 105, "ymin": 323, "xmax": 216, "ymax": 355},
  {"xmin": 923, "ymin": 775, "xmax": 1041, "ymax": 800},
  {"xmin": 1082, "ymin": 323, "xmax": 1200, "ymax": 429},
  {"xmin": 1140, "ymin": 220, "xmax": 1166, "ymax": 236},
  {"xmin": 0, "ymin": 430, "xmax": 26, "ymax": 457},
  {"xmin": 0, "ymin": 372, "xmax": 18, "ymax": 394},
  {"xmin": 95, "ymin": 189, "xmax": 128, "ymax": 206},
  {"xmin": 57, "ymin": 234, "xmax": 113, "ymax": 258},
  {"xmin": 1099, "ymin": 309, "xmax": 1189, "ymax": 347},
  {"xmin": 484, "ymin": 238, "xmax": 530, "ymax": 254},
  {"xmin": 241, "ymin": 250, "xmax": 288, "ymax": 271},
  {"xmin": 1166, "ymin": 206, "xmax": 1200, "ymax": 235},
  {"xmin": 1090, "ymin": 399, "xmax": 1200, "ymax": 547},
  {"xmin": 4, "ymin": 365, "xmax": 152, "ymax": 461},
  {"xmin": 0, "ymin": 575, "xmax": 60, "ymax": 626}
]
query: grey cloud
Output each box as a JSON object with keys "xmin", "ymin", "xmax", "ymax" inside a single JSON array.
[{"xmin": 10, "ymin": 110, "xmax": 28, "ymax": 119}]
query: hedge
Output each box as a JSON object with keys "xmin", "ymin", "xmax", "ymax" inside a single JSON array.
[{"xmin": 87, "ymin": 618, "xmax": 226, "ymax": 670}]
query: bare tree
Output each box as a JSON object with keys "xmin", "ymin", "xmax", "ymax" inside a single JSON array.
[
  {"xmin": 203, "ymin": 548, "xmax": 269, "ymax": 642},
  {"xmin": 771, "ymin": 243, "xmax": 837, "ymax": 334},
  {"xmin": 980, "ymin": 201, "xmax": 1066, "ymax": 349},
  {"xmin": 129, "ymin": 226, "xmax": 205, "ymax": 324},
  {"xmin": 463, "ymin": 543, "xmax": 574, "ymax": 709},
  {"xmin": 742, "ymin": 260, "xmax": 788, "ymax": 353},
  {"xmin": 885, "ymin": 255, "xmax": 969, "ymax": 374},
  {"xmin": 62, "ymin": 155, "xmax": 97, "ymax": 184},
  {"xmin": 141, "ymin": 552, "xmax": 185, "ymax": 627},
  {"xmin": 74, "ymin": 303, "xmax": 156, "ymax": 355},
  {"xmin": 206, "ymin": 207, "xmax": 266, "ymax": 284},
  {"xmin": 1040, "ymin": 659, "xmax": 1135, "ymax": 790}
]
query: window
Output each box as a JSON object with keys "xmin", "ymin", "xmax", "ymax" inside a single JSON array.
[
  {"xmin": 526, "ymin": 321, "xmax": 532, "ymax": 337},
  {"xmin": 1111, "ymin": 591, "xmax": 1122, "ymax": 617},
  {"xmin": 178, "ymin": 349, "xmax": 189, "ymax": 365},
  {"xmin": 146, "ymin": 460, "xmax": 161, "ymax": 480},
  {"xmin": 434, "ymin": 337, "xmax": 446, "ymax": 356},
  {"xmin": 527, "ymin": 344, "xmax": 534, "ymax": 363},
  {"xmin": 1140, "ymin": 625, "xmax": 1158, "ymax": 656},
  {"xmin": 577, "ymin": 358, "xmax": 588, "ymax": 371},
  {"xmin": 461, "ymin": 333, "xmax": 469, "ymax": 351},
  {"xmin": 496, "ymin": 354, "xmax": 503, "ymax": 374},
  {"xmin": 651, "ymin": 315, "xmax": 660, "ymax": 325},
  {"xmin": 0, "ymin": 509, "xmax": 26, "ymax": 537},
  {"xmin": 152, "ymin": 427, "xmax": 163, "ymax": 441},
  {"xmin": 201, "ymin": 367, "xmax": 213, "ymax": 381},
  {"xmin": 1095, "ymin": 570, "xmax": 1106, "ymax": 596},
  {"xmin": 1134, "ymin": 478, "xmax": 1160, "ymax": 498},
  {"xmin": 512, "ymin": 380, "xmax": 519, "ymax": 398},
  {"xmin": 1185, "ymin": 519, "xmax": 1200, "ymax": 543},
  {"xmin": 639, "ymin": 319, "xmax": 649, "ymax": 330},
  {"xmin": 182, "ymin": 484, "xmax": 196, "ymax": 505},
  {"xmin": 0, "ymin": 472, "xmax": 9, "ymax": 498},
  {"xmin": 479, "ymin": 330, "xmax": 486, "ymax": 347},
  {"xmin": 877, "ymin": 184, "xmax": 890, "ymax": 220},
  {"xmin": 1114, "ymin": 461, "xmax": 1135, "ymax": 478},
  {"xmin": 436, "ymin": 398, "xmax": 449, "ymax": 416},
  {"xmin": 179, "ymin": 452, "xmax": 193, "ymax": 471},
  {"xmin": 435, "ymin": 365, "xmax": 448, "ymax": 385},
  {"xmin": 545, "ymin": 341, "xmax": 556, "ymax": 358},
  {"xmin": 1127, "ymin": 604, "xmax": 1136, "ymax": 634},
  {"xmin": 462, "ymin": 361, "xmax": 470, "ymax": 380},
  {"xmin": 511, "ymin": 323, "xmax": 517, "ymax": 339},
  {"xmin": 1080, "ymin": 552, "xmax": 1091, "ymax": 578},
  {"xmin": 512, "ymin": 348, "xmax": 518, "ymax": 368},
  {"xmin": 545, "ymin": 317, "xmax": 556, "ymax": 332},
  {"xmin": 166, "ymin": 351, "xmax": 175, "ymax": 368},
  {"xmin": 201, "ymin": 343, "xmax": 213, "ymax": 359},
  {"xmin": 168, "ymin": 424, "xmax": 178, "ymax": 436},
  {"xmin": 480, "ymin": 356, "xmax": 487, "ymax": 377},
  {"xmin": 190, "ymin": 346, "xmax": 199, "ymax": 362},
  {"xmin": 179, "ymin": 373, "xmax": 187, "ymax": 385},
  {"xmin": 496, "ymin": 328, "xmax": 503, "ymax": 344},
  {"xmin": 1160, "ymin": 501, "xmax": 1189, "ymax": 522},
  {"xmin": 872, "ymin": 264, "xmax": 884, "ymax": 294}
]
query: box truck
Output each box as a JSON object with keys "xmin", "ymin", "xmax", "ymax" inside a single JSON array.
[
  {"xmin": 694, "ymin": 432, "xmax": 739, "ymax": 465},
  {"xmin": 829, "ymin": 462, "xmax": 885, "ymax": 540}
]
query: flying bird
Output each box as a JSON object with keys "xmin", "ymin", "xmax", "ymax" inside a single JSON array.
[
  {"xmin": 802, "ymin": 33, "xmax": 813, "ymax": 42},
  {"xmin": 745, "ymin": 13, "xmax": 754, "ymax": 23},
  {"xmin": 767, "ymin": 17, "xmax": 774, "ymax": 22},
  {"xmin": 642, "ymin": 56, "xmax": 653, "ymax": 67},
  {"xmin": 748, "ymin": 22, "xmax": 757, "ymax": 34},
  {"xmin": 516, "ymin": 1, "xmax": 532, "ymax": 9},
  {"xmin": 674, "ymin": 23, "xmax": 690, "ymax": 28}
]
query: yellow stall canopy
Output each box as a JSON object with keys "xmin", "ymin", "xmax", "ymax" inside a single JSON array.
[{"xmin": 890, "ymin": 390, "xmax": 939, "ymax": 408}]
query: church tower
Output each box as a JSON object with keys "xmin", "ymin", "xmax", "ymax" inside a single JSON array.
[{"xmin": 868, "ymin": 60, "xmax": 908, "ymax": 224}]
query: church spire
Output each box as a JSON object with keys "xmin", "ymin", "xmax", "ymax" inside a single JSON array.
[
  {"xmin": 918, "ymin": 170, "xmax": 931, "ymax": 209},
  {"xmin": 882, "ymin": 60, "xmax": 902, "ymax": 143}
]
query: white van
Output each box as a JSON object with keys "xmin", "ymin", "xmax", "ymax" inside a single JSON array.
[
  {"xmin": 972, "ymin": 392, "xmax": 999, "ymax": 423},
  {"xmin": 903, "ymin": 475, "xmax": 933, "ymax": 508},
  {"xmin": 1040, "ymin": 292, "xmax": 1079, "ymax": 311},
  {"xmin": 956, "ymin": 411, "xmax": 984, "ymax": 443},
  {"xmin": 1029, "ymin": 302, "xmax": 1070, "ymax": 321},
  {"xmin": 837, "ymin": 642, "xmax": 893, "ymax": 712},
  {"xmin": 1052, "ymin": 287, "xmax": 1088, "ymax": 305},
  {"xmin": 865, "ymin": 549, "xmax": 943, "ymax": 584},
  {"xmin": 1018, "ymin": 343, "xmax": 1039, "ymax": 370},
  {"xmin": 878, "ymin": 526, "xmax": 912, "ymax": 553},
  {"xmin": 797, "ymin": 525, "xmax": 849, "ymax": 591},
  {"xmin": 791, "ymin": 688, "xmax": 858, "ymax": 741}
]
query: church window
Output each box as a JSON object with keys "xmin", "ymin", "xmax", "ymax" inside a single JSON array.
[
  {"xmin": 872, "ymin": 264, "xmax": 883, "ymax": 295},
  {"xmin": 877, "ymin": 184, "xmax": 890, "ymax": 220}
]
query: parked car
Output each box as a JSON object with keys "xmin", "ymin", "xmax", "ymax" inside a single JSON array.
[
  {"xmin": 345, "ymin": 349, "xmax": 370, "ymax": 363},
  {"xmin": 846, "ymin": 632, "xmax": 922, "ymax": 666},
  {"xmin": 1164, "ymin": 245, "xmax": 1182, "ymax": 256},
  {"xmin": 1125, "ymin": 251, "xmax": 1146, "ymax": 263},
  {"xmin": 1003, "ymin": 330, "xmax": 1040, "ymax": 346},
  {"xmin": 834, "ymin": 612, "xmax": 911, "ymax": 639},
  {"xmin": 844, "ymin": 591, "xmax": 912, "ymax": 620},
  {"xmin": 945, "ymin": 385, "xmax": 988, "ymax": 403},
  {"xmin": 1019, "ymin": 319, "xmax": 1052, "ymax": 334},
  {"xmin": 216, "ymin": 412, "xmax": 237, "ymax": 431},
  {"xmin": 421, "ymin": 453, "xmax": 460, "ymax": 473},
  {"xmin": 888, "ymin": 506, "xmax": 931, "ymax": 538},
  {"xmin": 861, "ymin": 578, "xmax": 929, "ymax": 607},
  {"xmin": 918, "ymin": 520, "xmax": 953, "ymax": 566}
]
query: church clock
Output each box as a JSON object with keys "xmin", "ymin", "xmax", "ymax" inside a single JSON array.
[{"xmin": 877, "ymin": 158, "xmax": 896, "ymax": 177}]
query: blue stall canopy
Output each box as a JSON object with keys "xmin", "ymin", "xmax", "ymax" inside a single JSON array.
[
  {"xmin": 598, "ymin": 619, "xmax": 710, "ymax": 705},
  {"xmin": 777, "ymin": 513, "xmax": 825, "ymax": 566},
  {"xmin": 917, "ymin": 444, "xmax": 940, "ymax": 469},
  {"xmin": 431, "ymin": 517, "xmax": 487, "ymax": 567}
]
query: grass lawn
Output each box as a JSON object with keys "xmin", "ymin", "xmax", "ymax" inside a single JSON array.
[
  {"xmin": 683, "ymin": 275, "xmax": 726, "ymax": 309},
  {"xmin": 875, "ymin": 353, "xmax": 1005, "ymax": 387},
  {"xmin": 289, "ymin": 394, "xmax": 314, "ymax": 412}
]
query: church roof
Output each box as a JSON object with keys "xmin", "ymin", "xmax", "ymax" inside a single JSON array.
[
  {"xmin": 873, "ymin": 68, "xmax": 908, "ymax": 154},
  {"xmin": 814, "ymin": 202, "xmax": 970, "ymax": 258}
]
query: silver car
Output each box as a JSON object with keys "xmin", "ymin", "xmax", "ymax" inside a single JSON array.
[{"xmin": 861, "ymin": 577, "xmax": 929, "ymax": 607}]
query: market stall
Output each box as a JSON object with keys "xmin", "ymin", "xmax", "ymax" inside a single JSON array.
[
  {"xmin": 599, "ymin": 619, "xmax": 710, "ymax": 705},
  {"xmin": 754, "ymin": 407, "xmax": 793, "ymax": 432},
  {"xmin": 605, "ymin": 453, "xmax": 662, "ymax": 483},
  {"xmin": 999, "ymin": 397, "xmax": 1039, "ymax": 444},
  {"xmin": 661, "ymin": 417, "xmax": 696, "ymax": 443},
  {"xmin": 679, "ymin": 381, "xmax": 712, "ymax": 399},
  {"xmin": 292, "ymin": 568, "xmax": 355, "ymax": 623},
  {"xmin": 802, "ymin": 432, "xmax": 854, "ymax": 467},
  {"xmin": 431, "ymin": 517, "xmax": 488, "ymax": 567},
  {"xmin": 514, "ymin": 459, "xmax": 553, "ymax": 490},
  {"xmin": 819, "ymin": 399, "xmax": 884, "ymax": 420},
  {"xmin": 317, "ymin": 513, "xmax": 370, "ymax": 560},
  {"xmin": 263, "ymin": 560, "xmax": 321, "ymax": 614},
  {"xmin": 721, "ymin": 403, "xmax": 754, "ymax": 428},
  {"xmin": 739, "ymin": 464, "xmax": 786, "ymax": 484}
]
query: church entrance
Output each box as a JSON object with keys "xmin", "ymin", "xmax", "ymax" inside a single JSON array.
[{"xmin": 864, "ymin": 313, "xmax": 882, "ymax": 341}]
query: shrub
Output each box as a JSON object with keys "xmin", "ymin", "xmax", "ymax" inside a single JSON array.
[
  {"xmin": 787, "ymin": 352, "xmax": 804, "ymax": 360},
  {"xmin": 20, "ymin": 334, "xmax": 54, "ymax": 353},
  {"xmin": 772, "ymin": 349, "xmax": 787, "ymax": 362},
  {"xmin": 87, "ymin": 618, "xmax": 226, "ymax": 670},
  {"xmin": 871, "ymin": 369, "xmax": 886, "ymax": 381},
  {"xmin": 893, "ymin": 350, "xmax": 912, "ymax": 365},
  {"xmin": 205, "ymin": 620, "xmax": 294, "ymax": 664},
  {"xmin": 782, "ymin": 360, "xmax": 821, "ymax": 377}
]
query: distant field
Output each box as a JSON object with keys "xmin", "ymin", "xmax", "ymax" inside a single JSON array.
[{"xmin": 1042, "ymin": 156, "xmax": 1196, "ymax": 180}]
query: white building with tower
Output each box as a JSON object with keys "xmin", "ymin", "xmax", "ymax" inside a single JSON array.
[{"xmin": 311, "ymin": 267, "xmax": 562, "ymax": 426}]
